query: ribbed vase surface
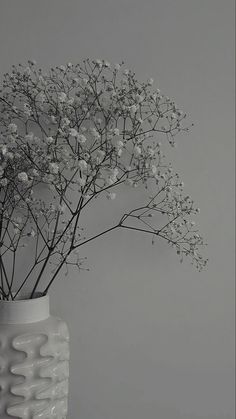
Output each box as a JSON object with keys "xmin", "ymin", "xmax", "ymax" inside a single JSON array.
[{"xmin": 0, "ymin": 293, "xmax": 69, "ymax": 419}]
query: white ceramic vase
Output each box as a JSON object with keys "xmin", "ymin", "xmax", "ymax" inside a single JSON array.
[{"xmin": 0, "ymin": 292, "xmax": 69, "ymax": 419}]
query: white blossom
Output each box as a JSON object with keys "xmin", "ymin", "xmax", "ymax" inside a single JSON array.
[
  {"xmin": 38, "ymin": 92, "xmax": 46, "ymax": 103},
  {"xmin": 6, "ymin": 152, "xmax": 14, "ymax": 159},
  {"xmin": 147, "ymin": 78, "xmax": 154, "ymax": 85},
  {"xmin": 73, "ymin": 77, "xmax": 79, "ymax": 85},
  {"xmin": 78, "ymin": 160, "xmax": 87, "ymax": 171},
  {"xmin": 67, "ymin": 97, "xmax": 74, "ymax": 105},
  {"xmin": 90, "ymin": 127, "xmax": 100, "ymax": 139},
  {"xmin": 106, "ymin": 173, "xmax": 117, "ymax": 185},
  {"xmin": 8, "ymin": 135, "xmax": 16, "ymax": 143},
  {"xmin": 32, "ymin": 169, "xmax": 39, "ymax": 177},
  {"xmin": 61, "ymin": 147, "xmax": 70, "ymax": 158},
  {"xmin": 129, "ymin": 104, "xmax": 138, "ymax": 117},
  {"xmin": 0, "ymin": 178, "xmax": 8, "ymax": 186},
  {"xmin": 134, "ymin": 145, "xmax": 142, "ymax": 156},
  {"xmin": 106, "ymin": 192, "xmax": 116, "ymax": 200},
  {"xmin": 77, "ymin": 134, "xmax": 87, "ymax": 144},
  {"xmin": 57, "ymin": 204, "xmax": 66, "ymax": 214},
  {"xmin": 46, "ymin": 136, "xmax": 54, "ymax": 144},
  {"xmin": 18, "ymin": 172, "xmax": 28, "ymax": 182},
  {"xmin": 8, "ymin": 123, "xmax": 17, "ymax": 133},
  {"xmin": 135, "ymin": 94, "xmax": 144, "ymax": 103},
  {"xmin": 83, "ymin": 152, "xmax": 90, "ymax": 160},
  {"xmin": 78, "ymin": 177, "xmax": 86, "ymax": 187},
  {"xmin": 95, "ymin": 59, "xmax": 103, "ymax": 67},
  {"xmin": 49, "ymin": 162, "xmax": 59, "ymax": 174},
  {"xmin": 30, "ymin": 229, "xmax": 36, "ymax": 238},
  {"xmin": 23, "ymin": 103, "xmax": 32, "ymax": 116},
  {"xmin": 0, "ymin": 58, "xmax": 207, "ymax": 293},
  {"xmin": 117, "ymin": 148, "xmax": 123, "ymax": 157},
  {"xmin": 58, "ymin": 92, "xmax": 67, "ymax": 102},
  {"xmin": 96, "ymin": 150, "xmax": 105, "ymax": 163},
  {"xmin": 81, "ymin": 78, "xmax": 88, "ymax": 85},
  {"xmin": 112, "ymin": 167, "xmax": 119, "ymax": 177},
  {"xmin": 1, "ymin": 145, "xmax": 7, "ymax": 155},
  {"xmin": 61, "ymin": 117, "xmax": 70, "ymax": 126},
  {"xmin": 24, "ymin": 66, "xmax": 31, "ymax": 75},
  {"xmin": 116, "ymin": 140, "xmax": 124, "ymax": 149},
  {"xmin": 147, "ymin": 148, "xmax": 155, "ymax": 157},
  {"xmin": 25, "ymin": 132, "xmax": 34, "ymax": 142},
  {"xmin": 170, "ymin": 226, "xmax": 176, "ymax": 235},
  {"xmin": 69, "ymin": 128, "xmax": 78, "ymax": 137},
  {"xmin": 125, "ymin": 179, "xmax": 134, "ymax": 186},
  {"xmin": 83, "ymin": 194, "xmax": 92, "ymax": 200},
  {"xmin": 151, "ymin": 165, "xmax": 157, "ymax": 175},
  {"xmin": 113, "ymin": 128, "xmax": 120, "ymax": 136}
]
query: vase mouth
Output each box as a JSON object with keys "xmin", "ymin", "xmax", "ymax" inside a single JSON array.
[
  {"xmin": 0, "ymin": 291, "xmax": 46, "ymax": 302},
  {"xmin": 0, "ymin": 291, "xmax": 47, "ymax": 302},
  {"xmin": 0, "ymin": 292, "xmax": 50, "ymax": 324}
]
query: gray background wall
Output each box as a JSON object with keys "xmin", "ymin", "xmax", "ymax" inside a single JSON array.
[{"xmin": 0, "ymin": 1, "xmax": 234, "ymax": 418}]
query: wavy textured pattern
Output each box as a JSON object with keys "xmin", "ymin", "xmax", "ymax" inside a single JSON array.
[{"xmin": 0, "ymin": 316, "xmax": 69, "ymax": 419}]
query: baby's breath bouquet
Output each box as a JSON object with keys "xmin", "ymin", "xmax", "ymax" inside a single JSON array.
[{"xmin": 0, "ymin": 59, "xmax": 207, "ymax": 300}]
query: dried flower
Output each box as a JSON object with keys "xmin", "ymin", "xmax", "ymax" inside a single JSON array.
[
  {"xmin": 8, "ymin": 123, "xmax": 17, "ymax": 133},
  {"xmin": 113, "ymin": 128, "xmax": 120, "ymax": 136},
  {"xmin": 78, "ymin": 160, "xmax": 87, "ymax": 171},
  {"xmin": 107, "ymin": 192, "xmax": 116, "ymax": 200},
  {"xmin": 134, "ymin": 145, "xmax": 142, "ymax": 156},
  {"xmin": 18, "ymin": 172, "xmax": 28, "ymax": 182},
  {"xmin": 69, "ymin": 128, "xmax": 78, "ymax": 137},
  {"xmin": 77, "ymin": 134, "xmax": 87, "ymax": 144},
  {"xmin": 58, "ymin": 92, "xmax": 67, "ymax": 102},
  {"xmin": 147, "ymin": 78, "xmax": 154, "ymax": 85},
  {"xmin": 49, "ymin": 162, "xmax": 59, "ymax": 174},
  {"xmin": 0, "ymin": 59, "xmax": 207, "ymax": 301}
]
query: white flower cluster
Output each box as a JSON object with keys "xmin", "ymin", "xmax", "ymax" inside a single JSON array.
[{"xmin": 0, "ymin": 58, "xmax": 207, "ymax": 299}]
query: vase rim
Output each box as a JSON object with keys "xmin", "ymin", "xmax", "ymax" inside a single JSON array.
[
  {"xmin": 0, "ymin": 292, "xmax": 50, "ymax": 324},
  {"xmin": 0, "ymin": 292, "xmax": 48, "ymax": 303}
]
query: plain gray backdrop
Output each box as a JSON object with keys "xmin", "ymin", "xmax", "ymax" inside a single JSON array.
[{"xmin": 0, "ymin": 1, "xmax": 235, "ymax": 418}]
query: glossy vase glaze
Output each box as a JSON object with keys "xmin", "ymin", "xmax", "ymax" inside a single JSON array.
[{"xmin": 0, "ymin": 293, "xmax": 69, "ymax": 419}]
